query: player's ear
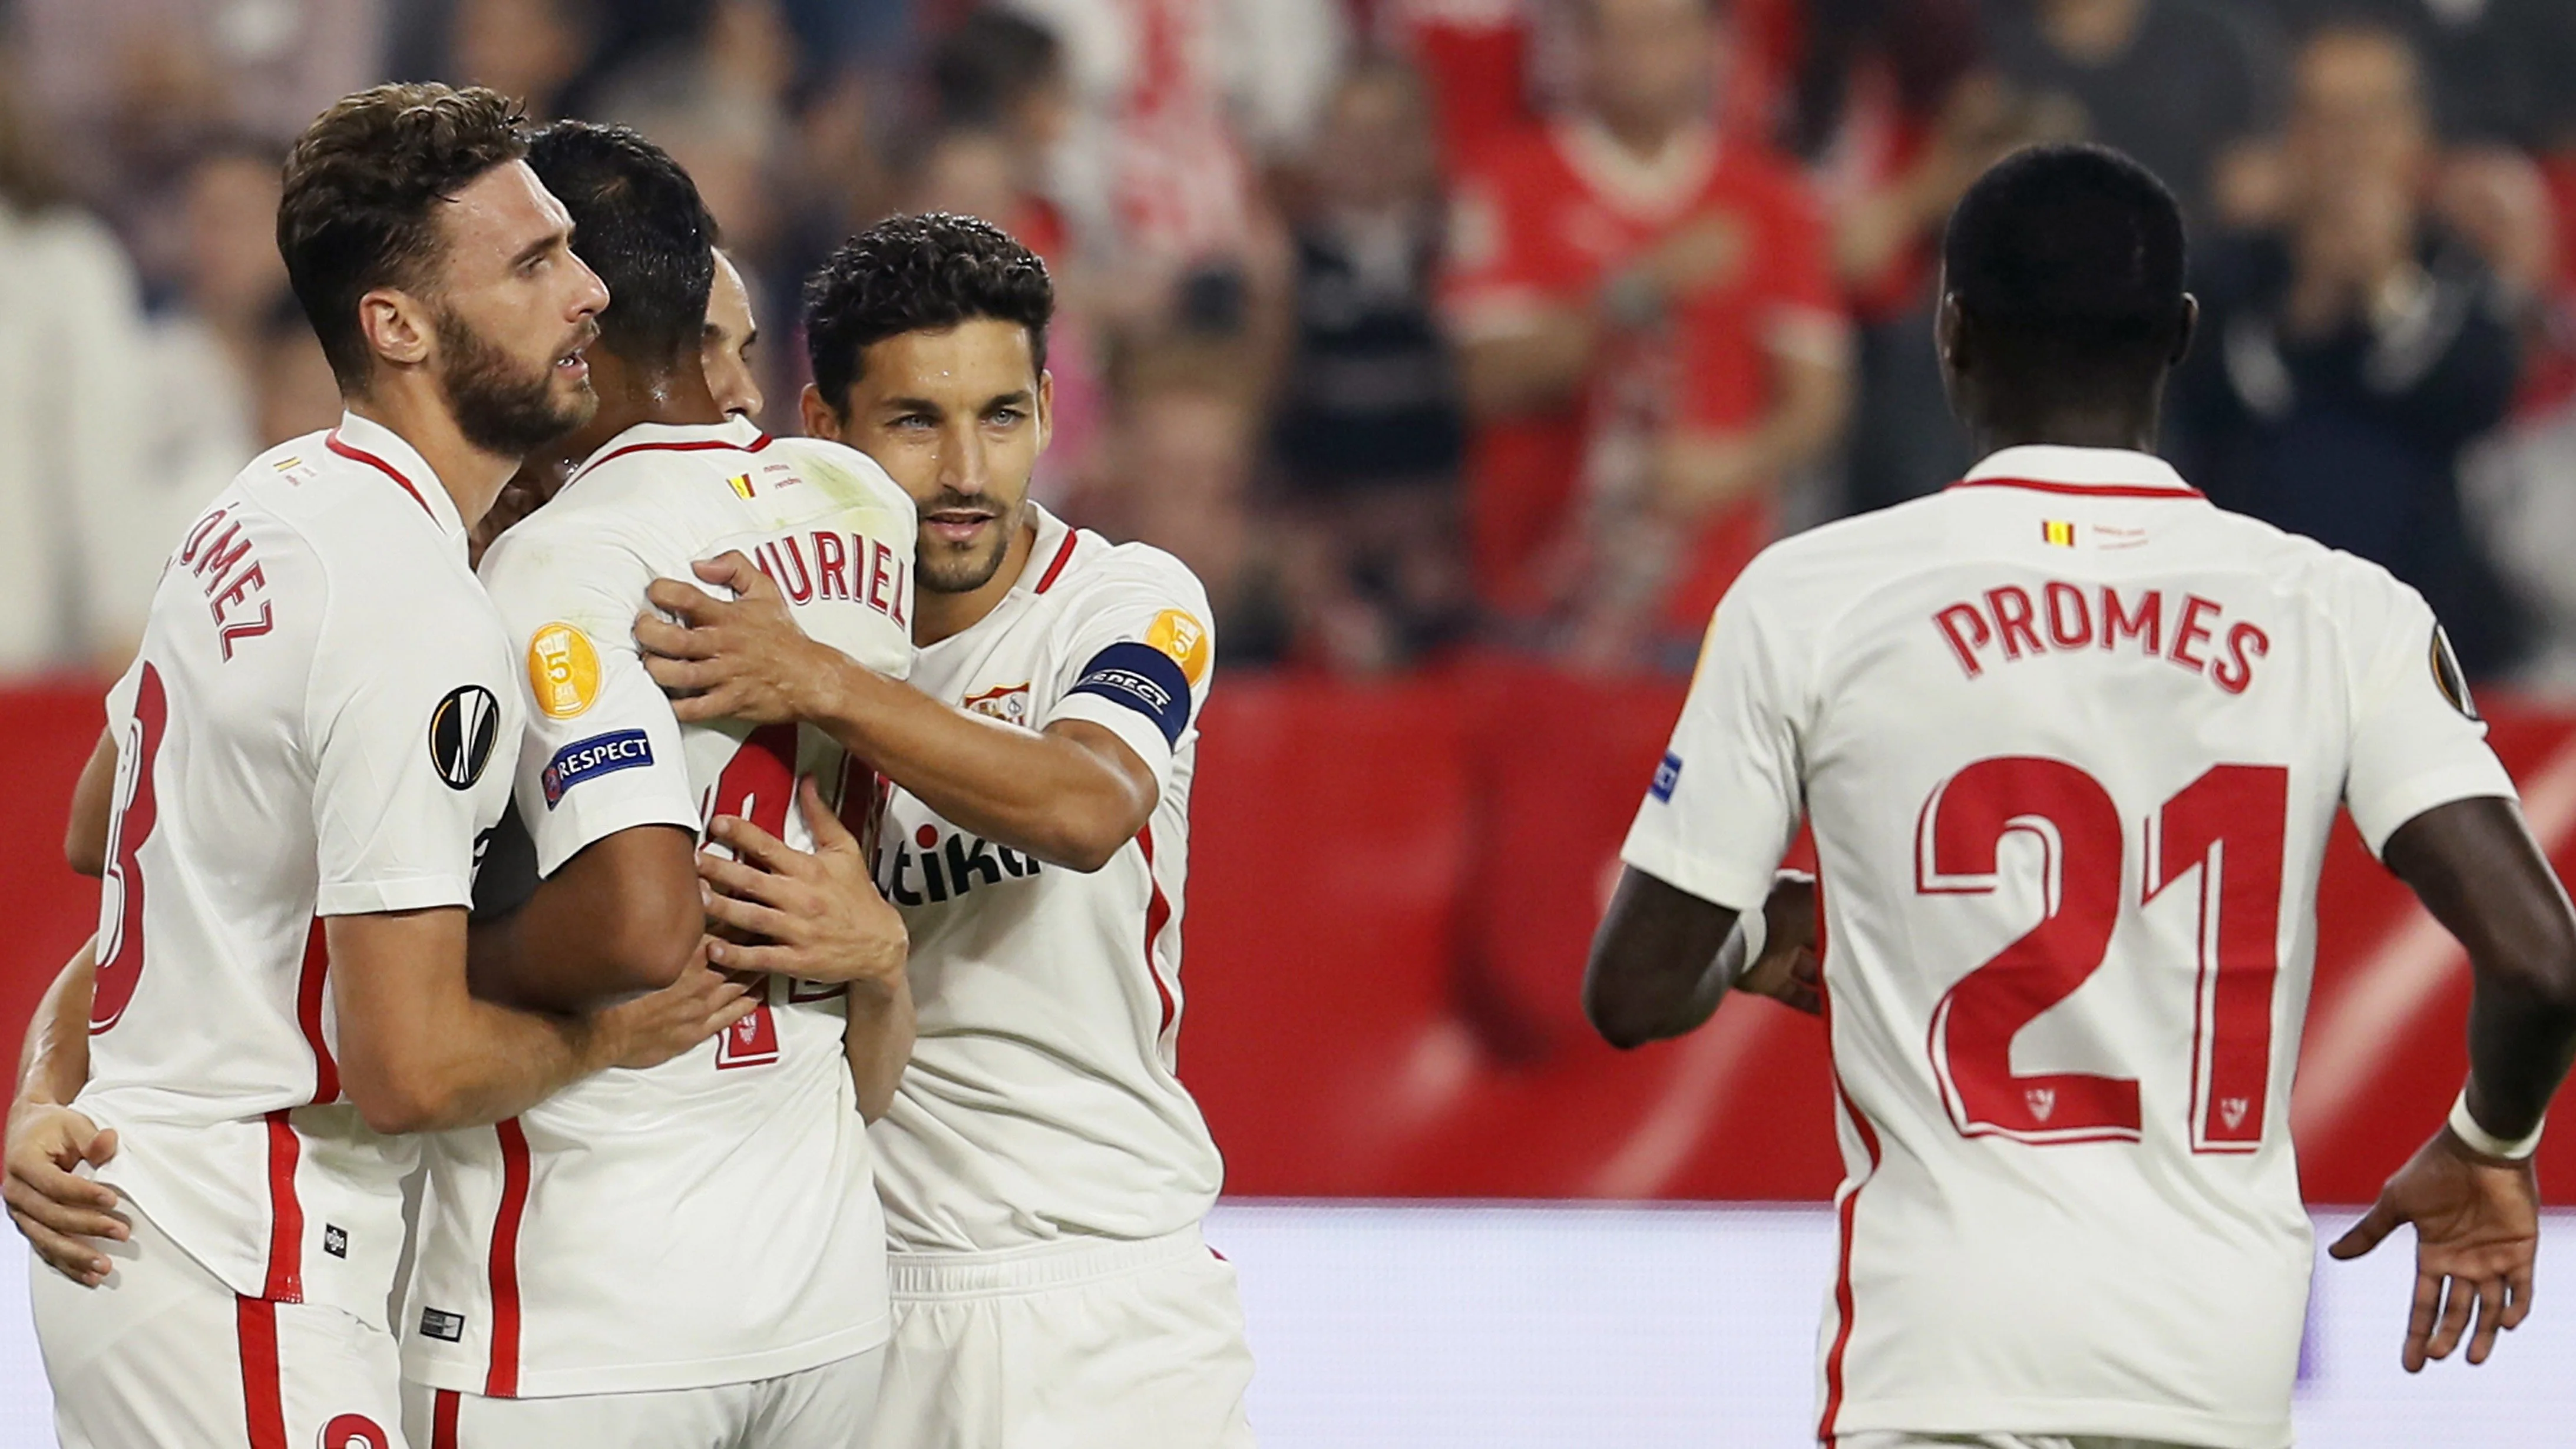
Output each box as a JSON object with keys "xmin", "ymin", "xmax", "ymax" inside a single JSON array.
[
  {"xmin": 798, "ymin": 382, "xmax": 841, "ymax": 442},
  {"xmin": 2171, "ymin": 294, "xmax": 2201, "ymax": 368},
  {"xmin": 1935, "ymin": 291, "xmax": 1968, "ymax": 376},
  {"xmin": 359, "ymin": 287, "xmax": 434, "ymax": 372},
  {"xmin": 1033, "ymin": 369, "xmax": 1054, "ymax": 456}
]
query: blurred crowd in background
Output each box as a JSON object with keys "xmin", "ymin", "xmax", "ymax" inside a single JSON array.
[{"xmin": 6, "ymin": 0, "xmax": 2576, "ymax": 689}]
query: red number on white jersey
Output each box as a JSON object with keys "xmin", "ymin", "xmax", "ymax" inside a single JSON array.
[
  {"xmin": 91, "ymin": 664, "xmax": 170, "ymax": 1034},
  {"xmin": 706, "ymin": 723, "xmax": 799, "ymax": 1068},
  {"xmin": 1917, "ymin": 757, "xmax": 2287, "ymax": 1148}
]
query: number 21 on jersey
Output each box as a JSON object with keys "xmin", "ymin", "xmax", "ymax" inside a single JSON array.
[{"xmin": 1916, "ymin": 757, "xmax": 2287, "ymax": 1152}]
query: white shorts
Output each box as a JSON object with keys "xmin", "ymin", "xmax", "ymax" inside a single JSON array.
[
  {"xmin": 30, "ymin": 1199, "xmax": 406, "ymax": 1449},
  {"xmin": 1839, "ymin": 1436, "xmax": 2213, "ymax": 1449},
  {"xmin": 397, "ymin": 1347, "xmax": 884, "ymax": 1449},
  {"xmin": 874, "ymin": 1225, "xmax": 1256, "ymax": 1449}
]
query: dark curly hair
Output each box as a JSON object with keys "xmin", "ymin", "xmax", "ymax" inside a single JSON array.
[
  {"xmin": 802, "ymin": 213, "xmax": 1054, "ymax": 411},
  {"xmin": 525, "ymin": 120, "xmax": 716, "ymax": 370},
  {"xmin": 279, "ymin": 83, "xmax": 531, "ymax": 392},
  {"xmin": 1943, "ymin": 143, "xmax": 2188, "ymax": 408}
]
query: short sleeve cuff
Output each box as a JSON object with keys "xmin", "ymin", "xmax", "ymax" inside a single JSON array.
[
  {"xmin": 1048, "ymin": 691, "xmax": 1179, "ymax": 790},
  {"xmin": 316, "ymin": 875, "xmax": 474, "ymax": 917},
  {"xmin": 1619, "ymin": 815, "xmax": 1777, "ymax": 915},
  {"xmin": 531, "ymin": 794, "xmax": 702, "ymax": 879},
  {"xmin": 2350, "ymin": 759, "xmax": 2521, "ymax": 858}
]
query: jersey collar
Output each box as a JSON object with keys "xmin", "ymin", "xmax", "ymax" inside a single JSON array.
[
  {"xmin": 1553, "ymin": 116, "xmax": 1720, "ymax": 221},
  {"xmin": 1013, "ymin": 502, "xmax": 1079, "ymax": 597},
  {"xmin": 325, "ymin": 411, "xmax": 467, "ymax": 544},
  {"xmin": 1950, "ymin": 445, "xmax": 2204, "ymax": 500},
  {"xmin": 566, "ymin": 414, "xmax": 771, "ymax": 487}
]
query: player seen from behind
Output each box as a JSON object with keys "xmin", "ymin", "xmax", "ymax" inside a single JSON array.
[
  {"xmin": 633, "ymin": 213, "xmax": 1256, "ymax": 1448},
  {"xmin": 1, "ymin": 84, "xmax": 758, "ymax": 1447},
  {"xmin": 1586, "ymin": 143, "xmax": 2576, "ymax": 1449},
  {"xmin": 402, "ymin": 120, "xmax": 919, "ymax": 1447}
]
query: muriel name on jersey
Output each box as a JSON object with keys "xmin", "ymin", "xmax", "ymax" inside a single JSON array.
[{"xmin": 1932, "ymin": 580, "xmax": 2270, "ymax": 694}]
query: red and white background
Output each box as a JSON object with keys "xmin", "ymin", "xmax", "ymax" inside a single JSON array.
[{"xmin": 10, "ymin": 666, "xmax": 2576, "ymax": 1442}]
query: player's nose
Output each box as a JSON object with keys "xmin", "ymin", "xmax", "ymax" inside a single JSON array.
[{"xmin": 567, "ymin": 254, "xmax": 610, "ymax": 320}]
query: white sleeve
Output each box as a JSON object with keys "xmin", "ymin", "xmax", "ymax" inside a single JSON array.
[
  {"xmin": 1040, "ymin": 554, "xmax": 1216, "ymax": 793},
  {"xmin": 480, "ymin": 518, "xmax": 700, "ymax": 878},
  {"xmin": 307, "ymin": 578, "xmax": 517, "ymax": 917},
  {"xmin": 1619, "ymin": 565, "xmax": 1810, "ymax": 912},
  {"xmin": 2341, "ymin": 571, "xmax": 2518, "ymax": 855}
]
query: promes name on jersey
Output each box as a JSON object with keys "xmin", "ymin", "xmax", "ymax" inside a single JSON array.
[{"xmin": 1933, "ymin": 581, "xmax": 2269, "ymax": 694}]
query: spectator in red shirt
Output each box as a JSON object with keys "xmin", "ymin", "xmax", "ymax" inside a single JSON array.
[{"xmin": 1441, "ymin": 0, "xmax": 1851, "ymax": 669}]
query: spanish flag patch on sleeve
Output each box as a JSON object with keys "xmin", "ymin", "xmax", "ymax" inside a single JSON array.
[{"xmin": 2041, "ymin": 520, "xmax": 2076, "ymax": 548}]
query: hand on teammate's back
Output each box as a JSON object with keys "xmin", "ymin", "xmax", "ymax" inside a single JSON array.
[
  {"xmin": 2329, "ymin": 1127, "xmax": 2542, "ymax": 1371},
  {"xmin": 587, "ymin": 943, "xmax": 763, "ymax": 1072},
  {"xmin": 699, "ymin": 777, "xmax": 909, "ymax": 989},
  {"xmin": 3, "ymin": 1101, "xmax": 125, "ymax": 1285},
  {"xmin": 635, "ymin": 553, "xmax": 827, "ymax": 726},
  {"xmin": 1737, "ymin": 872, "xmax": 1824, "ymax": 1017}
]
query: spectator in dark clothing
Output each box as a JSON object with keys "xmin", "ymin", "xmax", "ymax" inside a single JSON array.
[
  {"xmin": 2172, "ymin": 19, "xmax": 2527, "ymax": 674},
  {"xmin": 1272, "ymin": 58, "xmax": 1471, "ymax": 670},
  {"xmin": 1981, "ymin": 0, "xmax": 2283, "ymax": 226}
]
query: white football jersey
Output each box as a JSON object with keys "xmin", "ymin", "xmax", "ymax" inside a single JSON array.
[
  {"xmin": 873, "ymin": 503, "xmax": 1225, "ymax": 1252},
  {"xmin": 402, "ymin": 418, "xmax": 917, "ymax": 1398},
  {"xmin": 1622, "ymin": 446, "xmax": 2517, "ymax": 1449},
  {"xmin": 78, "ymin": 413, "xmax": 521, "ymax": 1328}
]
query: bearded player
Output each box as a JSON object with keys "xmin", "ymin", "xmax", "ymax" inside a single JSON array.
[
  {"xmin": 635, "ymin": 213, "xmax": 1254, "ymax": 1447},
  {"xmin": 1588, "ymin": 144, "xmax": 2576, "ymax": 1448},
  {"xmin": 399, "ymin": 121, "xmax": 920, "ymax": 1448},
  {"xmin": 1, "ymin": 85, "xmax": 757, "ymax": 1447}
]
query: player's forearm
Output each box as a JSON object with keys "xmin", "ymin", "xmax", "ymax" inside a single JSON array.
[
  {"xmin": 806, "ymin": 664, "xmax": 1148, "ymax": 871},
  {"xmin": 2383, "ymin": 797, "xmax": 2576, "ymax": 1142},
  {"xmin": 843, "ymin": 977, "xmax": 916, "ymax": 1123},
  {"xmin": 1583, "ymin": 869, "xmax": 1744, "ymax": 1049},
  {"xmin": 467, "ymin": 825, "xmax": 702, "ymax": 1013},
  {"xmin": 16, "ymin": 942, "xmax": 98, "ymax": 1109}
]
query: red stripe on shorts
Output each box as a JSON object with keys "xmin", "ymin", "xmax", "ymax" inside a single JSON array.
[
  {"xmin": 432, "ymin": 1389, "xmax": 461, "ymax": 1449},
  {"xmin": 484, "ymin": 1119, "xmax": 534, "ymax": 1397},
  {"xmin": 261, "ymin": 1110, "xmax": 303, "ymax": 1302},
  {"xmin": 237, "ymin": 1296, "xmax": 287, "ymax": 1449}
]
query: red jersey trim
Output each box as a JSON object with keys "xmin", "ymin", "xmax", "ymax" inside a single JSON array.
[
  {"xmin": 297, "ymin": 919, "xmax": 339, "ymax": 1105},
  {"xmin": 567, "ymin": 432, "xmax": 774, "ymax": 487},
  {"xmin": 1137, "ymin": 826, "xmax": 1178, "ymax": 1043},
  {"xmin": 1034, "ymin": 532, "xmax": 1080, "ymax": 594},
  {"xmin": 484, "ymin": 1119, "xmax": 534, "ymax": 1397},
  {"xmin": 325, "ymin": 432, "xmax": 437, "ymax": 519},
  {"xmin": 260, "ymin": 1110, "xmax": 303, "ymax": 1302},
  {"xmin": 237, "ymin": 1296, "xmax": 289, "ymax": 1448},
  {"xmin": 432, "ymin": 1390, "xmax": 461, "ymax": 1449},
  {"xmin": 1947, "ymin": 477, "xmax": 2204, "ymax": 501},
  {"xmin": 1816, "ymin": 898, "xmax": 1881, "ymax": 1445}
]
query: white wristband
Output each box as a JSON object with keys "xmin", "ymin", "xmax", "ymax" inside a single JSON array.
[
  {"xmin": 2449, "ymin": 1088, "xmax": 2545, "ymax": 1160},
  {"xmin": 1722, "ymin": 901, "xmax": 1768, "ymax": 985}
]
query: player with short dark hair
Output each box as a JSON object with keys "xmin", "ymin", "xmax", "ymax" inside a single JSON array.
[
  {"xmin": 396, "ymin": 118, "xmax": 920, "ymax": 1449},
  {"xmin": 1588, "ymin": 142, "xmax": 2576, "ymax": 1448},
  {"xmin": 635, "ymin": 211, "xmax": 1256, "ymax": 1447},
  {"xmin": 3, "ymin": 84, "xmax": 752, "ymax": 1448}
]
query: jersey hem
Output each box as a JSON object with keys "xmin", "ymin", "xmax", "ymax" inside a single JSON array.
[
  {"xmin": 532, "ymin": 798, "xmax": 701, "ymax": 879},
  {"xmin": 1047, "ymin": 691, "xmax": 1178, "ymax": 786},
  {"xmin": 1824, "ymin": 1395, "xmax": 2291, "ymax": 1449},
  {"xmin": 2350, "ymin": 769, "xmax": 2517, "ymax": 858},
  {"xmin": 1617, "ymin": 836, "xmax": 1769, "ymax": 915},
  {"xmin": 316, "ymin": 875, "xmax": 474, "ymax": 917},
  {"xmin": 401, "ymin": 1312, "xmax": 889, "ymax": 1399}
]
